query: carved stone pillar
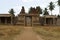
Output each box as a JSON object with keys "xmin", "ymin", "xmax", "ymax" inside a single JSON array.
[
  {"xmin": 45, "ymin": 18, "xmax": 46, "ymax": 25},
  {"xmin": 53, "ymin": 18, "xmax": 54, "ymax": 25},
  {"xmin": 5, "ymin": 18, "xmax": 7, "ymax": 24},
  {"xmin": 32, "ymin": 16, "xmax": 33, "ymax": 26},
  {"xmin": 55, "ymin": 18, "xmax": 57, "ymax": 25},
  {"xmin": 0, "ymin": 18, "xmax": 1, "ymax": 24},
  {"xmin": 11, "ymin": 16, "xmax": 13, "ymax": 24},
  {"xmin": 24, "ymin": 16, "xmax": 25, "ymax": 26}
]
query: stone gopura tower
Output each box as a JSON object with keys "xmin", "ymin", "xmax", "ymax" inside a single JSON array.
[{"xmin": 17, "ymin": 6, "xmax": 25, "ymax": 26}]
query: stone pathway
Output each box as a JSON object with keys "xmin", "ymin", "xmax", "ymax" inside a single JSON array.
[{"xmin": 14, "ymin": 27, "xmax": 43, "ymax": 40}]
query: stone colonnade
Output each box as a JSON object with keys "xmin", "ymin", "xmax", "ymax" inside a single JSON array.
[
  {"xmin": 0, "ymin": 17, "xmax": 12, "ymax": 24},
  {"xmin": 44, "ymin": 18, "xmax": 57, "ymax": 25}
]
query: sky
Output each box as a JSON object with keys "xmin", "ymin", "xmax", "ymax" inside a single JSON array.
[{"xmin": 0, "ymin": 0, "xmax": 59, "ymax": 16}]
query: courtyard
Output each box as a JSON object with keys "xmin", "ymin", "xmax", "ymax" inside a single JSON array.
[{"xmin": 0, "ymin": 25, "xmax": 60, "ymax": 40}]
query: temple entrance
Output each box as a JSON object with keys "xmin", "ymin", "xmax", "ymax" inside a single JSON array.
[{"xmin": 25, "ymin": 16, "xmax": 32, "ymax": 26}]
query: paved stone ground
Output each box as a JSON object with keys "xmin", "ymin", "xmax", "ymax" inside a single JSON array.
[{"xmin": 14, "ymin": 27, "xmax": 43, "ymax": 40}]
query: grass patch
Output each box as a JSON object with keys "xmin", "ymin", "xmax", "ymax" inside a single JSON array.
[
  {"xmin": 0, "ymin": 25, "xmax": 24, "ymax": 40},
  {"xmin": 33, "ymin": 26, "xmax": 60, "ymax": 40}
]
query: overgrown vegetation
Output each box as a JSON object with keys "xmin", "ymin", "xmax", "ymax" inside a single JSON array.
[
  {"xmin": 0, "ymin": 25, "xmax": 23, "ymax": 40},
  {"xmin": 33, "ymin": 26, "xmax": 60, "ymax": 40}
]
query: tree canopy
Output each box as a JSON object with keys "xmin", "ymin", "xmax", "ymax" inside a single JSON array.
[
  {"xmin": 9, "ymin": 8, "xmax": 15, "ymax": 15},
  {"xmin": 36, "ymin": 6, "xmax": 42, "ymax": 14},
  {"xmin": 58, "ymin": 0, "xmax": 60, "ymax": 6},
  {"xmin": 43, "ymin": 8, "xmax": 49, "ymax": 15},
  {"xmin": 57, "ymin": 0, "xmax": 60, "ymax": 15},
  {"xmin": 49, "ymin": 2, "xmax": 55, "ymax": 15}
]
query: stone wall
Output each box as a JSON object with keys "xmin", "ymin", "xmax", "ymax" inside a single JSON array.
[
  {"xmin": 16, "ymin": 15, "xmax": 25, "ymax": 26},
  {"xmin": 32, "ymin": 16, "xmax": 40, "ymax": 26}
]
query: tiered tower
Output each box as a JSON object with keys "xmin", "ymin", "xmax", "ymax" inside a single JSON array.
[
  {"xmin": 29, "ymin": 7, "xmax": 40, "ymax": 26},
  {"xmin": 16, "ymin": 6, "xmax": 25, "ymax": 26}
]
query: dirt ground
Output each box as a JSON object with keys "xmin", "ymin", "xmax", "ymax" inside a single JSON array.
[{"xmin": 14, "ymin": 27, "xmax": 43, "ymax": 40}]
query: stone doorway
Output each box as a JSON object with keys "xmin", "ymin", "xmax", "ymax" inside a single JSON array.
[
  {"xmin": 46, "ymin": 18, "xmax": 53, "ymax": 25},
  {"xmin": 25, "ymin": 16, "xmax": 32, "ymax": 26}
]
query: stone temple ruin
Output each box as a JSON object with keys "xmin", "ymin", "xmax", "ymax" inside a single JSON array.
[{"xmin": 0, "ymin": 6, "xmax": 60, "ymax": 26}]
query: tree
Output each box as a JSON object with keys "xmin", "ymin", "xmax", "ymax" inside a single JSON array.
[
  {"xmin": 9, "ymin": 8, "xmax": 15, "ymax": 24},
  {"xmin": 49, "ymin": 2, "xmax": 55, "ymax": 15},
  {"xmin": 36, "ymin": 6, "xmax": 42, "ymax": 14},
  {"xmin": 9, "ymin": 9, "xmax": 15, "ymax": 15},
  {"xmin": 43, "ymin": 8, "xmax": 49, "ymax": 15},
  {"xmin": 58, "ymin": 15, "xmax": 60, "ymax": 18},
  {"xmin": 57, "ymin": 0, "xmax": 60, "ymax": 15},
  {"xmin": 29, "ymin": 7, "xmax": 33, "ymax": 13}
]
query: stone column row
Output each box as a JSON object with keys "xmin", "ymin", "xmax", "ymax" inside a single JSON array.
[
  {"xmin": 5, "ymin": 18, "xmax": 7, "ymax": 24},
  {"xmin": 24, "ymin": 16, "xmax": 25, "ymax": 26}
]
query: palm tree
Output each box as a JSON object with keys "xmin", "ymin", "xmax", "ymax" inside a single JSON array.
[
  {"xmin": 57, "ymin": 0, "xmax": 60, "ymax": 15},
  {"xmin": 43, "ymin": 8, "xmax": 49, "ymax": 15},
  {"xmin": 9, "ymin": 9, "xmax": 15, "ymax": 15},
  {"xmin": 49, "ymin": 2, "xmax": 55, "ymax": 15},
  {"xmin": 9, "ymin": 8, "xmax": 15, "ymax": 24},
  {"xmin": 36, "ymin": 6, "xmax": 42, "ymax": 14}
]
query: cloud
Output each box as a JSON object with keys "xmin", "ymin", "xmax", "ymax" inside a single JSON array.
[
  {"xmin": 12, "ymin": 6, "xmax": 21, "ymax": 16},
  {"xmin": 21, "ymin": 0, "xmax": 34, "ymax": 2},
  {"xmin": 10, "ymin": 0, "xmax": 59, "ymax": 16}
]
